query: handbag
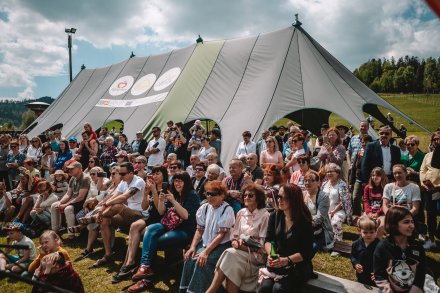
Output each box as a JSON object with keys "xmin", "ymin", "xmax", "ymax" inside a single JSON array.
[
  {"xmin": 161, "ymin": 207, "xmax": 183, "ymax": 230},
  {"xmin": 240, "ymin": 234, "xmax": 262, "ymax": 249}
]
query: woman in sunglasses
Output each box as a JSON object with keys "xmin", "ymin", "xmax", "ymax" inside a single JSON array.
[
  {"xmin": 129, "ymin": 172, "xmax": 200, "ymax": 292},
  {"xmin": 178, "ymin": 180, "xmax": 234, "ymax": 293},
  {"xmin": 290, "ymin": 155, "xmax": 311, "ymax": 191},
  {"xmin": 401, "ymin": 135, "xmax": 425, "ymax": 184},
  {"xmin": 263, "ymin": 164, "xmax": 283, "ymax": 212},
  {"xmin": 76, "ymin": 165, "xmax": 121, "ymax": 260},
  {"xmin": 26, "ymin": 137, "xmax": 43, "ymax": 165},
  {"xmin": 258, "ymin": 184, "xmax": 313, "ymax": 293},
  {"xmin": 285, "ymin": 133, "xmax": 306, "ymax": 173},
  {"xmin": 207, "ymin": 183, "xmax": 269, "ymax": 293},
  {"xmin": 83, "ymin": 156, "xmax": 100, "ymax": 175}
]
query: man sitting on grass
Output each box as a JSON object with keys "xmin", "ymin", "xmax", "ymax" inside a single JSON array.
[{"xmin": 93, "ymin": 162, "xmax": 146, "ymax": 267}]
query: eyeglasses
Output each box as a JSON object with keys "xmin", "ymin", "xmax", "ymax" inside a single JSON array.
[
  {"xmin": 118, "ymin": 172, "xmax": 128, "ymax": 176},
  {"xmin": 243, "ymin": 192, "xmax": 255, "ymax": 199},
  {"xmin": 379, "ymin": 132, "xmax": 390, "ymax": 136},
  {"xmin": 406, "ymin": 143, "xmax": 416, "ymax": 147},
  {"xmin": 205, "ymin": 191, "xmax": 220, "ymax": 197},
  {"xmin": 90, "ymin": 173, "xmax": 97, "ymax": 176}
]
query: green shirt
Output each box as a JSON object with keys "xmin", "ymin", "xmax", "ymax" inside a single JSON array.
[{"xmin": 401, "ymin": 149, "xmax": 425, "ymax": 172}]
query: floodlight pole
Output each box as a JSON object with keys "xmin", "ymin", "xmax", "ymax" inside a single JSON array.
[{"xmin": 65, "ymin": 28, "xmax": 77, "ymax": 83}]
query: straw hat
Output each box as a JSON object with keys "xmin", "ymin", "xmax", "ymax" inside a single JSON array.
[{"xmin": 51, "ymin": 170, "xmax": 68, "ymax": 180}]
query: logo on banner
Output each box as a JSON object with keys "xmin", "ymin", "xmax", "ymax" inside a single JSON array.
[
  {"xmin": 109, "ymin": 76, "xmax": 135, "ymax": 96},
  {"xmin": 131, "ymin": 74, "xmax": 157, "ymax": 96},
  {"xmin": 154, "ymin": 67, "xmax": 181, "ymax": 91}
]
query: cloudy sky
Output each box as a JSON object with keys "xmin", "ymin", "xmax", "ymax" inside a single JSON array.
[{"xmin": 0, "ymin": 0, "xmax": 439, "ymax": 101}]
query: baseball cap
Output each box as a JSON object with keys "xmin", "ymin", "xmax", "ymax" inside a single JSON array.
[
  {"xmin": 66, "ymin": 161, "xmax": 82, "ymax": 169},
  {"xmin": 3, "ymin": 222, "xmax": 25, "ymax": 233},
  {"xmin": 68, "ymin": 137, "xmax": 77, "ymax": 142}
]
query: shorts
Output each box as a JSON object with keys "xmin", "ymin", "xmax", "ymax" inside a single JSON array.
[
  {"xmin": 6, "ymin": 255, "xmax": 32, "ymax": 268},
  {"xmin": 112, "ymin": 205, "xmax": 143, "ymax": 228}
]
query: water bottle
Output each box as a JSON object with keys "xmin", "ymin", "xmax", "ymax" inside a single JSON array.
[{"xmin": 270, "ymin": 241, "xmax": 278, "ymax": 260}]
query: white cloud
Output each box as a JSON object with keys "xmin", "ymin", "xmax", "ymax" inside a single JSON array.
[{"xmin": 0, "ymin": 0, "xmax": 439, "ymax": 99}]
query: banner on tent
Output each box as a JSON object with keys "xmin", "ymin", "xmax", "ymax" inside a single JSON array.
[{"xmin": 96, "ymin": 92, "xmax": 168, "ymax": 108}]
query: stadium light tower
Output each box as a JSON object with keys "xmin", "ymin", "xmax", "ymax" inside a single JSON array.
[{"xmin": 65, "ymin": 27, "xmax": 77, "ymax": 82}]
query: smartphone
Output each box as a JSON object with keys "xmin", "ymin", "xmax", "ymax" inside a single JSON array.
[
  {"xmin": 97, "ymin": 172, "xmax": 107, "ymax": 178},
  {"xmin": 152, "ymin": 142, "xmax": 159, "ymax": 148},
  {"xmin": 161, "ymin": 182, "xmax": 169, "ymax": 193}
]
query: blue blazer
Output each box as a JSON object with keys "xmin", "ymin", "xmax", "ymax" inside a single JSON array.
[{"xmin": 360, "ymin": 140, "xmax": 401, "ymax": 183}]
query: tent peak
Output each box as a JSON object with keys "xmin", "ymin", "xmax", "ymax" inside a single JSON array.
[{"xmin": 292, "ymin": 13, "xmax": 302, "ymax": 28}]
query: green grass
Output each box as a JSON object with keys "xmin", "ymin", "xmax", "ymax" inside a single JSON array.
[{"xmin": 1, "ymin": 223, "xmax": 439, "ymax": 293}]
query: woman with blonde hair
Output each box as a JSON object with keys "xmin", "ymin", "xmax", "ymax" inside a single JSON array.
[{"xmin": 260, "ymin": 136, "xmax": 284, "ymax": 169}]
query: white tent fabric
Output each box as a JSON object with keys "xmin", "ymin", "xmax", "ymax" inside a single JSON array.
[{"xmin": 27, "ymin": 25, "xmax": 427, "ymax": 168}]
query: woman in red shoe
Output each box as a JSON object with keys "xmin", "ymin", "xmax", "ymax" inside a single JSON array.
[{"xmin": 128, "ymin": 172, "xmax": 200, "ymax": 292}]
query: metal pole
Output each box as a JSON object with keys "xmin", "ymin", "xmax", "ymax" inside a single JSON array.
[{"xmin": 68, "ymin": 34, "xmax": 73, "ymax": 82}]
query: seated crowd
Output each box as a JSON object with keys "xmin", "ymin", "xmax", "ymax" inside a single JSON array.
[{"xmin": 0, "ymin": 119, "xmax": 438, "ymax": 293}]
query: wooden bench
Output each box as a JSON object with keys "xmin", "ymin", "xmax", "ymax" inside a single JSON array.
[{"xmin": 305, "ymin": 271, "xmax": 378, "ymax": 293}]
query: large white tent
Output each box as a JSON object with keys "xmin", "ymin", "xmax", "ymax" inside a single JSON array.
[{"xmin": 27, "ymin": 23, "xmax": 428, "ymax": 166}]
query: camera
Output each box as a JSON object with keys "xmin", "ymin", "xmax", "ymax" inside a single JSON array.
[
  {"xmin": 161, "ymin": 182, "xmax": 169, "ymax": 193},
  {"xmin": 97, "ymin": 172, "xmax": 107, "ymax": 178}
]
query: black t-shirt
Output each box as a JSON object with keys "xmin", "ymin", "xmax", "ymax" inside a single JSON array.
[{"xmin": 251, "ymin": 166, "xmax": 264, "ymax": 182}]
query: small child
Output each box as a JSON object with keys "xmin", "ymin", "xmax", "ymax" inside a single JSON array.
[
  {"xmin": 50, "ymin": 170, "xmax": 69, "ymax": 199},
  {"xmin": 32, "ymin": 252, "xmax": 84, "ymax": 293},
  {"xmin": 0, "ymin": 222, "xmax": 37, "ymax": 273},
  {"xmin": 28, "ymin": 230, "xmax": 70, "ymax": 274},
  {"xmin": 350, "ymin": 215, "xmax": 380, "ymax": 286}
]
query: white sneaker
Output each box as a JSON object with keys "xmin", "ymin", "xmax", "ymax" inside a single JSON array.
[{"xmin": 423, "ymin": 239, "xmax": 437, "ymax": 250}]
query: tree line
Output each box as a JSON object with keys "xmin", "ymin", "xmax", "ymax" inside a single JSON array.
[
  {"xmin": 353, "ymin": 56, "xmax": 440, "ymax": 93},
  {"xmin": 0, "ymin": 96, "xmax": 53, "ymax": 130}
]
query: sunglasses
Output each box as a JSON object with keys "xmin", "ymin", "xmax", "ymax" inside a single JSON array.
[
  {"xmin": 32, "ymin": 140, "xmax": 39, "ymax": 143},
  {"xmin": 90, "ymin": 173, "xmax": 97, "ymax": 176},
  {"xmin": 406, "ymin": 143, "xmax": 416, "ymax": 147},
  {"xmin": 205, "ymin": 191, "xmax": 220, "ymax": 197},
  {"xmin": 379, "ymin": 132, "xmax": 390, "ymax": 136},
  {"xmin": 298, "ymin": 160, "xmax": 307, "ymax": 164},
  {"xmin": 118, "ymin": 172, "xmax": 128, "ymax": 176},
  {"xmin": 111, "ymin": 172, "xmax": 119, "ymax": 175},
  {"xmin": 10, "ymin": 145, "xmax": 18, "ymax": 148},
  {"xmin": 195, "ymin": 168, "xmax": 204, "ymax": 172},
  {"xmin": 135, "ymin": 161, "xmax": 143, "ymax": 164},
  {"xmin": 243, "ymin": 192, "xmax": 255, "ymax": 199},
  {"xmin": 169, "ymin": 166, "xmax": 178, "ymax": 169}
]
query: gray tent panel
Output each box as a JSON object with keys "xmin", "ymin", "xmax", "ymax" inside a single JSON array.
[
  {"xmin": 186, "ymin": 35, "xmax": 258, "ymax": 122},
  {"xmin": 218, "ymin": 27, "xmax": 294, "ymax": 164}
]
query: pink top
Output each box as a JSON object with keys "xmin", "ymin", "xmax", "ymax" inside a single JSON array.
[
  {"xmin": 231, "ymin": 207, "xmax": 270, "ymax": 254},
  {"xmin": 261, "ymin": 150, "xmax": 283, "ymax": 165}
]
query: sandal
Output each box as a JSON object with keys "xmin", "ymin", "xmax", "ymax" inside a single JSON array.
[
  {"xmin": 68, "ymin": 225, "xmax": 82, "ymax": 234},
  {"xmin": 76, "ymin": 249, "xmax": 93, "ymax": 261},
  {"xmin": 92, "ymin": 254, "xmax": 113, "ymax": 268},
  {"xmin": 112, "ymin": 263, "xmax": 138, "ymax": 283},
  {"xmin": 78, "ymin": 216, "xmax": 95, "ymax": 225}
]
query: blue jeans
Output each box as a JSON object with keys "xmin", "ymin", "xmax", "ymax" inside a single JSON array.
[{"xmin": 140, "ymin": 223, "xmax": 190, "ymax": 266}]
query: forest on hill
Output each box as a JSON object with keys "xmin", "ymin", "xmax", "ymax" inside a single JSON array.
[
  {"xmin": 353, "ymin": 56, "xmax": 440, "ymax": 93},
  {"xmin": 0, "ymin": 96, "xmax": 53, "ymax": 129}
]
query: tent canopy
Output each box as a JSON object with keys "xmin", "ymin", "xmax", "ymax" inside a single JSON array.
[{"xmin": 27, "ymin": 24, "xmax": 429, "ymax": 167}]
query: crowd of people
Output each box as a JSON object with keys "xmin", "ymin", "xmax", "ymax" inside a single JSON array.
[{"xmin": 0, "ymin": 119, "xmax": 438, "ymax": 293}]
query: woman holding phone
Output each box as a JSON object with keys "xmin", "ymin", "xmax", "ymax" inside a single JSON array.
[{"xmin": 128, "ymin": 172, "xmax": 200, "ymax": 292}]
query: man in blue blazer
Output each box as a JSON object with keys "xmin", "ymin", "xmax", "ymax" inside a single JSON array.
[{"xmin": 361, "ymin": 125, "xmax": 401, "ymax": 183}]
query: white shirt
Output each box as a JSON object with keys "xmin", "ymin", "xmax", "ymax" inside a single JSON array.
[
  {"xmin": 14, "ymin": 236, "xmax": 37, "ymax": 260},
  {"xmin": 146, "ymin": 137, "xmax": 166, "ymax": 167},
  {"xmin": 0, "ymin": 192, "xmax": 12, "ymax": 212},
  {"xmin": 116, "ymin": 175, "xmax": 147, "ymax": 216},
  {"xmin": 383, "ymin": 182, "xmax": 421, "ymax": 210},
  {"xmin": 380, "ymin": 142, "xmax": 392, "ymax": 175},
  {"xmin": 26, "ymin": 146, "xmax": 42, "ymax": 162},
  {"xmin": 196, "ymin": 202, "xmax": 235, "ymax": 247},
  {"xmin": 236, "ymin": 141, "xmax": 256, "ymax": 157},
  {"xmin": 186, "ymin": 165, "xmax": 195, "ymax": 177}
]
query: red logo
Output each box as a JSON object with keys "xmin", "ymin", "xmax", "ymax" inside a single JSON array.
[{"xmin": 118, "ymin": 81, "xmax": 128, "ymax": 89}]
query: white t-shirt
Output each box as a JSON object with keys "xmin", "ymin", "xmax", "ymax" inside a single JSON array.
[
  {"xmin": 0, "ymin": 192, "xmax": 12, "ymax": 212},
  {"xmin": 116, "ymin": 175, "xmax": 147, "ymax": 216},
  {"xmin": 13, "ymin": 236, "xmax": 37, "ymax": 260},
  {"xmin": 196, "ymin": 202, "xmax": 235, "ymax": 247},
  {"xmin": 236, "ymin": 141, "xmax": 256, "ymax": 158},
  {"xmin": 383, "ymin": 182, "xmax": 421, "ymax": 210},
  {"xmin": 146, "ymin": 137, "xmax": 166, "ymax": 167}
]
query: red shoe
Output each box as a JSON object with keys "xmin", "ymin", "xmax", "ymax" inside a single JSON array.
[
  {"xmin": 132, "ymin": 264, "xmax": 154, "ymax": 281},
  {"xmin": 128, "ymin": 279, "xmax": 153, "ymax": 292}
]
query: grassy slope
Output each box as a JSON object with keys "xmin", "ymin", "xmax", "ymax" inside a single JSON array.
[{"xmin": 2, "ymin": 94, "xmax": 439, "ymax": 292}]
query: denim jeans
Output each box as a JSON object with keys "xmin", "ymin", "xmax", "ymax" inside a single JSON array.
[{"xmin": 140, "ymin": 223, "xmax": 190, "ymax": 266}]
